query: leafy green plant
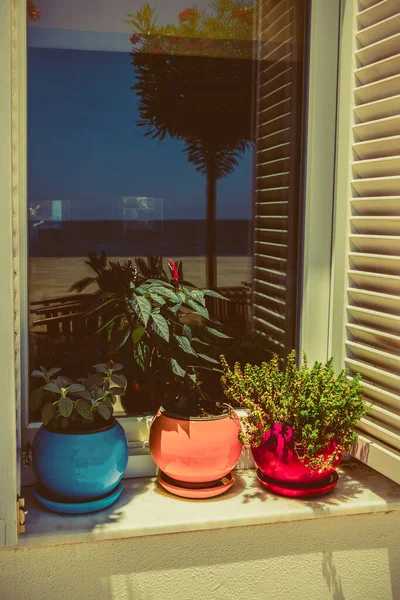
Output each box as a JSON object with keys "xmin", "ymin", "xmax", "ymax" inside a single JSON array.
[
  {"xmin": 31, "ymin": 362, "xmax": 127, "ymax": 431},
  {"xmin": 70, "ymin": 252, "xmax": 231, "ymax": 416},
  {"xmin": 220, "ymin": 351, "xmax": 370, "ymax": 470}
]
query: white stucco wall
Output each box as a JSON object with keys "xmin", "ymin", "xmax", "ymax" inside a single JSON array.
[{"xmin": 0, "ymin": 511, "xmax": 399, "ymax": 600}]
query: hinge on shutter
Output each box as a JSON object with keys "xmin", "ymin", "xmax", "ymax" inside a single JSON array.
[
  {"xmin": 17, "ymin": 496, "xmax": 27, "ymax": 535},
  {"xmin": 21, "ymin": 441, "xmax": 32, "ymax": 467}
]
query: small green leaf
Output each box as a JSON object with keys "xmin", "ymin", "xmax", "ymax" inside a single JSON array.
[
  {"xmin": 93, "ymin": 363, "xmax": 109, "ymax": 373},
  {"xmin": 182, "ymin": 325, "xmax": 192, "ymax": 340},
  {"xmin": 67, "ymin": 383, "xmax": 86, "ymax": 393},
  {"xmin": 131, "ymin": 296, "xmax": 152, "ymax": 326},
  {"xmin": 47, "ymin": 367, "xmax": 62, "ymax": 377},
  {"xmin": 74, "ymin": 399, "xmax": 93, "ymax": 419},
  {"xmin": 111, "ymin": 363, "xmax": 124, "ymax": 372},
  {"xmin": 170, "ymin": 359, "xmax": 186, "ymax": 378},
  {"xmin": 197, "ymin": 353, "xmax": 220, "ymax": 364},
  {"xmin": 98, "ymin": 404, "xmax": 111, "ymax": 420},
  {"xmin": 58, "ymin": 396, "xmax": 73, "ymax": 418},
  {"xmin": 151, "ymin": 313, "xmax": 170, "ymax": 342},
  {"xmin": 111, "ymin": 373, "xmax": 127, "ymax": 389},
  {"xmin": 153, "ymin": 286, "xmax": 179, "ymax": 303},
  {"xmin": 86, "ymin": 373, "xmax": 104, "ymax": 390},
  {"xmin": 175, "ymin": 335, "xmax": 197, "ymax": 355},
  {"xmin": 203, "ymin": 289, "xmax": 228, "ymax": 300},
  {"xmin": 205, "ymin": 326, "xmax": 232, "ymax": 339},
  {"xmin": 109, "ymin": 328, "xmax": 131, "ymax": 352},
  {"xmin": 169, "ymin": 302, "xmax": 182, "ymax": 313},
  {"xmin": 32, "ymin": 369, "xmax": 45, "ymax": 379},
  {"xmin": 61, "ymin": 418, "xmax": 70, "ymax": 430},
  {"xmin": 186, "ymin": 299, "xmax": 209, "ymax": 319},
  {"xmin": 190, "ymin": 290, "xmax": 205, "ymax": 306},
  {"xmin": 149, "ymin": 292, "xmax": 166, "ymax": 305},
  {"xmin": 41, "ymin": 402, "xmax": 56, "ymax": 425},
  {"xmin": 132, "ymin": 325, "xmax": 146, "ymax": 344},
  {"xmin": 44, "ymin": 382, "xmax": 61, "ymax": 394}
]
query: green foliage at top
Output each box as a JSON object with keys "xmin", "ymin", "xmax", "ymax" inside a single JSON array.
[
  {"xmin": 31, "ymin": 362, "xmax": 127, "ymax": 431},
  {"xmin": 126, "ymin": 0, "xmax": 255, "ymax": 58},
  {"xmin": 220, "ymin": 351, "xmax": 371, "ymax": 470},
  {"xmin": 70, "ymin": 252, "xmax": 231, "ymax": 416}
]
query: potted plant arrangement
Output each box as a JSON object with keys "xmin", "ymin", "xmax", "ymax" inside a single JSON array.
[
  {"xmin": 71, "ymin": 251, "xmax": 242, "ymax": 498},
  {"xmin": 220, "ymin": 351, "xmax": 370, "ymax": 497},
  {"xmin": 31, "ymin": 362, "xmax": 129, "ymax": 513}
]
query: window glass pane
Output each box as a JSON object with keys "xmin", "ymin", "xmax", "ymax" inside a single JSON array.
[{"xmin": 27, "ymin": 0, "xmax": 308, "ymax": 417}]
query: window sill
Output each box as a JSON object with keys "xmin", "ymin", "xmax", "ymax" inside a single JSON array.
[{"xmin": 18, "ymin": 457, "xmax": 400, "ymax": 548}]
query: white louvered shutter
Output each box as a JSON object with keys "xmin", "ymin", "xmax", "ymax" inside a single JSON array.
[
  {"xmin": 252, "ymin": 0, "xmax": 307, "ymax": 357},
  {"xmin": 347, "ymin": 0, "xmax": 400, "ymax": 483}
]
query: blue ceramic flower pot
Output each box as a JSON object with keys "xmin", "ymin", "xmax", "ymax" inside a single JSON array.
[{"xmin": 32, "ymin": 418, "xmax": 128, "ymax": 502}]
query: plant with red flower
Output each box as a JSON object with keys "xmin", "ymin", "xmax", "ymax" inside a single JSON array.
[
  {"xmin": 130, "ymin": 33, "xmax": 141, "ymax": 45},
  {"xmin": 178, "ymin": 7, "xmax": 199, "ymax": 23}
]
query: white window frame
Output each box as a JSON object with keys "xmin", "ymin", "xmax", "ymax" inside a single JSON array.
[{"xmin": 0, "ymin": 0, "xmax": 340, "ymax": 536}]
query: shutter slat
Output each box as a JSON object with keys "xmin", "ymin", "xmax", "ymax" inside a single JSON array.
[
  {"xmin": 349, "ymin": 251, "xmax": 400, "ymax": 274},
  {"xmin": 348, "ymin": 269, "xmax": 400, "ymax": 293},
  {"xmin": 357, "ymin": 0, "xmax": 399, "ymax": 29},
  {"xmin": 346, "ymin": 357, "xmax": 400, "ymax": 394},
  {"xmin": 348, "ymin": 286, "xmax": 400, "ymax": 311},
  {"xmin": 350, "ymin": 216, "xmax": 400, "ymax": 234},
  {"xmin": 354, "ymin": 73, "xmax": 400, "ymax": 104},
  {"xmin": 354, "ymin": 94, "xmax": 400, "ymax": 121},
  {"xmin": 355, "ymin": 53, "xmax": 400, "ymax": 85},
  {"xmin": 352, "ymin": 156, "xmax": 400, "ymax": 178},
  {"xmin": 356, "ymin": 13, "xmax": 400, "ymax": 47},
  {"xmin": 351, "ymin": 175, "xmax": 400, "ymax": 195},
  {"xmin": 353, "ymin": 114, "xmax": 400, "ymax": 140},
  {"xmin": 350, "ymin": 197, "xmax": 400, "ymax": 216},
  {"xmin": 347, "ymin": 322, "xmax": 400, "ymax": 353},
  {"xmin": 348, "ymin": 305, "xmax": 400, "ymax": 336},
  {"xmin": 349, "ymin": 234, "xmax": 400, "ymax": 253},
  {"xmin": 357, "ymin": 416, "xmax": 400, "ymax": 451},
  {"xmin": 353, "ymin": 135, "xmax": 400, "ymax": 159},
  {"xmin": 356, "ymin": 32, "xmax": 400, "ymax": 66}
]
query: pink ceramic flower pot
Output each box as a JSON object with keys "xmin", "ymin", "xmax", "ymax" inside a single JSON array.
[
  {"xmin": 252, "ymin": 423, "xmax": 342, "ymax": 486},
  {"xmin": 150, "ymin": 408, "xmax": 242, "ymax": 484}
]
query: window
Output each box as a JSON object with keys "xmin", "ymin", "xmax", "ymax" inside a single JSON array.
[{"xmin": 26, "ymin": 0, "xmax": 309, "ymax": 422}]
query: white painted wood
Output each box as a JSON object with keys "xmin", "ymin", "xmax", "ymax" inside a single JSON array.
[
  {"xmin": 299, "ymin": 0, "xmax": 340, "ymax": 363},
  {"xmin": 0, "ymin": 0, "xmax": 20, "ymax": 547}
]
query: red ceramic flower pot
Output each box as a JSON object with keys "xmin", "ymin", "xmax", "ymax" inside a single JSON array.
[
  {"xmin": 252, "ymin": 424, "xmax": 341, "ymax": 497},
  {"xmin": 150, "ymin": 407, "xmax": 242, "ymax": 496}
]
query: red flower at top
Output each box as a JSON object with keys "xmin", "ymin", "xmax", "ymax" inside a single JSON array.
[
  {"xmin": 178, "ymin": 7, "xmax": 199, "ymax": 23},
  {"xmin": 130, "ymin": 33, "xmax": 141, "ymax": 45},
  {"xmin": 169, "ymin": 260, "xmax": 180, "ymax": 283}
]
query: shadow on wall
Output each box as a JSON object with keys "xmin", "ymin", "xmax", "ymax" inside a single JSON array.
[{"xmin": 0, "ymin": 510, "xmax": 398, "ymax": 600}]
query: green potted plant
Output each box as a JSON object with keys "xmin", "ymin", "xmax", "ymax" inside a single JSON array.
[
  {"xmin": 31, "ymin": 362, "xmax": 129, "ymax": 513},
  {"xmin": 71, "ymin": 252, "xmax": 242, "ymax": 498},
  {"xmin": 220, "ymin": 351, "xmax": 370, "ymax": 497}
]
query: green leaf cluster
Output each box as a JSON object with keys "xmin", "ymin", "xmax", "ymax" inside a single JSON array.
[
  {"xmin": 70, "ymin": 252, "xmax": 231, "ymax": 415},
  {"xmin": 220, "ymin": 351, "xmax": 371, "ymax": 470},
  {"xmin": 31, "ymin": 362, "xmax": 127, "ymax": 431}
]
